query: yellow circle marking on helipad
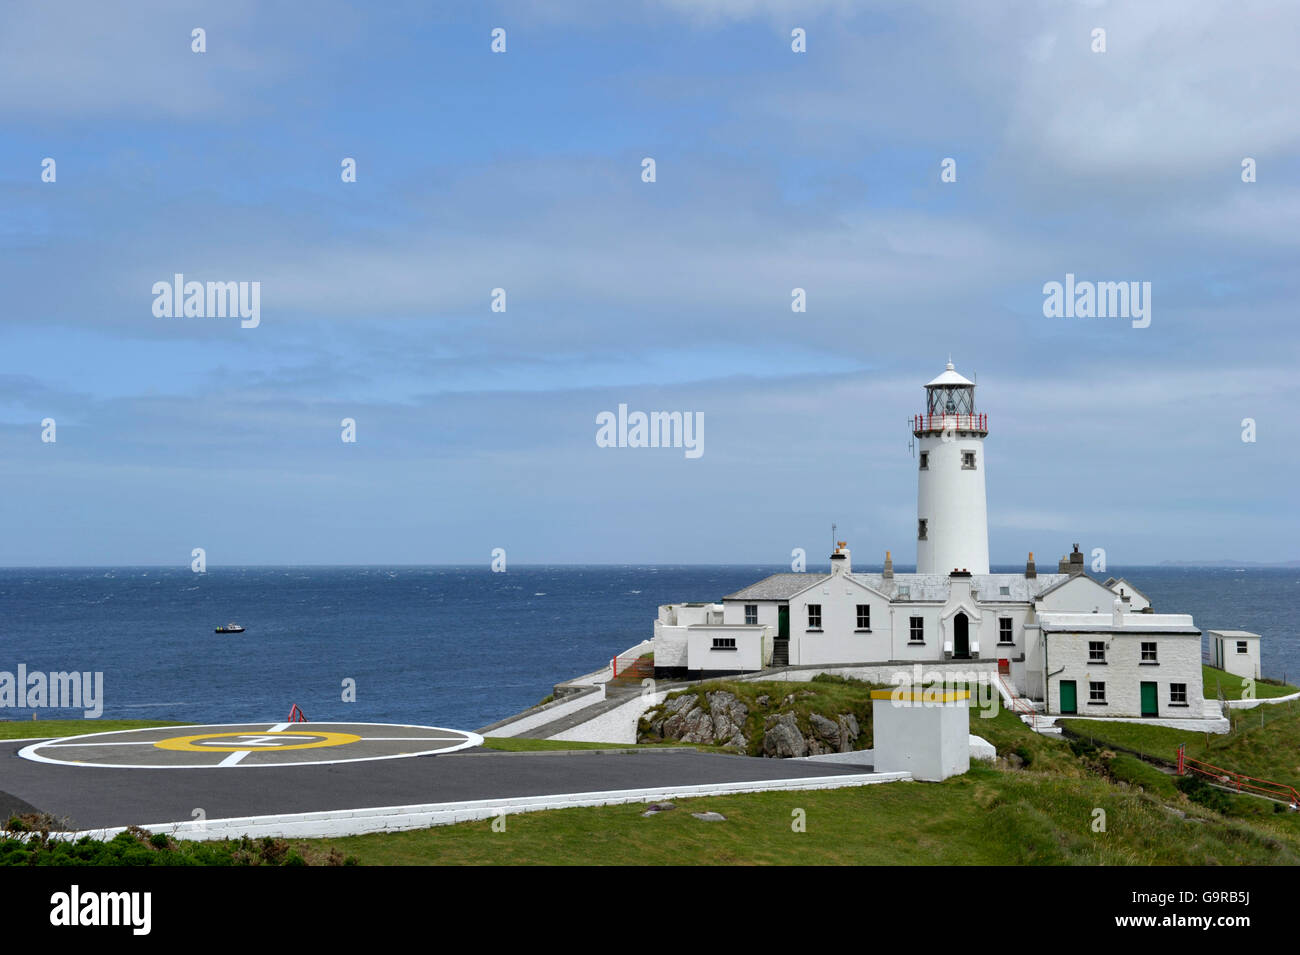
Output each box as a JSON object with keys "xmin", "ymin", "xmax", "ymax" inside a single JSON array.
[{"xmin": 154, "ymin": 730, "xmax": 362, "ymax": 753}]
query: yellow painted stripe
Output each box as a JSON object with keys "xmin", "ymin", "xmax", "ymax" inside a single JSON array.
[{"xmin": 870, "ymin": 689, "xmax": 970, "ymax": 702}]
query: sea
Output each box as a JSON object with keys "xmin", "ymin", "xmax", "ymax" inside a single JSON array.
[{"xmin": 0, "ymin": 565, "xmax": 1296, "ymax": 731}]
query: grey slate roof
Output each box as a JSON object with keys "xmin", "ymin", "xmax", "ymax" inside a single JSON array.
[
  {"xmin": 724, "ymin": 571, "xmax": 1070, "ymax": 603},
  {"xmin": 849, "ymin": 572, "xmax": 1070, "ymax": 602},
  {"xmin": 723, "ymin": 573, "xmax": 831, "ymax": 600}
]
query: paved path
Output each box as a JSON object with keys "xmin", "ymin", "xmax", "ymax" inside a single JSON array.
[{"xmin": 1, "ymin": 739, "xmax": 869, "ymax": 831}]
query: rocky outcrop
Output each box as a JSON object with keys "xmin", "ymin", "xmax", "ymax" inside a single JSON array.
[
  {"xmin": 765, "ymin": 711, "xmax": 861, "ymax": 757},
  {"xmin": 641, "ymin": 690, "xmax": 749, "ymax": 749},
  {"xmin": 762, "ymin": 712, "xmax": 807, "ymax": 758},
  {"xmin": 640, "ymin": 687, "xmax": 865, "ymax": 759}
]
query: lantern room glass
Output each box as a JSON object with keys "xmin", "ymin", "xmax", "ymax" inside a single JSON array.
[{"xmin": 926, "ymin": 385, "xmax": 974, "ymax": 416}]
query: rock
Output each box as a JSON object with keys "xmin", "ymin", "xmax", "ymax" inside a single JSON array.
[
  {"xmin": 837, "ymin": 714, "xmax": 861, "ymax": 753},
  {"xmin": 678, "ymin": 706, "xmax": 715, "ymax": 744},
  {"xmin": 763, "ymin": 712, "xmax": 807, "ymax": 758},
  {"xmin": 706, "ymin": 690, "xmax": 749, "ymax": 744},
  {"xmin": 1006, "ymin": 752, "xmax": 1025, "ymax": 770},
  {"xmin": 809, "ymin": 713, "xmax": 841, "ymax": 748},
  {"xmin": 691, "ymin": 811, "xmax": 726, "ymax": 822},
  {"xmin": 642, "ymin": 802, "xmax": 676, "ymax": 816},
  {"xmin": 756, "ymin": 694, "xmax": 771, "ymax": 707},
  {"xmin": 782, "ymin": 693, "xmax": 796, "ymax": 706}
]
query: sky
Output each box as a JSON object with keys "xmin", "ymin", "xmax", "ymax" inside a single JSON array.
[{"xmin": 1, "ymin": 0, "xmax": 1297, "ymax": 566}]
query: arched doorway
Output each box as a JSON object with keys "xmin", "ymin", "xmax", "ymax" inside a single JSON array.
[{"xmin": 954, "ymin": 612, "xmax": 969, "ymax": 659}]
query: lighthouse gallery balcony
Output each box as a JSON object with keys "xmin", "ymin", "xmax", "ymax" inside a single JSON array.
[{"xmin": 912, "ymin": 413, "xmax": 988, "ymax": 436}]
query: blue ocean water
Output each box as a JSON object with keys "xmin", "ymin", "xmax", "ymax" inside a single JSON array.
[{"xmin": 0, "ymin": 565, "xmax": 1296, "ymax": 730}]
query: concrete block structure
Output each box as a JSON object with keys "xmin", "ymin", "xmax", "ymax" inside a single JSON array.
[{"xmin": 871, "ymin": 688, "xmax": 971, "ymax": 781}]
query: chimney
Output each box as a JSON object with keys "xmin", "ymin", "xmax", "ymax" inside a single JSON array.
[
  {"xmin": 830, "ymin": 541, "xmax": 851, "ymax": 575},
  {"xmin": 1060, "ymin": 543, "xmax": 1084, "ymax": 575},
  {"xmin": 883, "ymin": 550, "xmax": 894, "ymax": 579},
  {"xmin": 1025, "ymin": 551, "xmax": 1037, "ymax": 578},
  {"xmin": 1112, "ymin": 596, "xmax": 1125, "ymax": 627}
]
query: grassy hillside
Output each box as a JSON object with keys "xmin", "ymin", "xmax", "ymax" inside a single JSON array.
[
  {"xmin": 1202, "ymin": 665, "xmax": 1297, "ymax": 700},
  {"xmin": 1060, "ymin": 698, "xmax": 1300, "ymax": 787}
]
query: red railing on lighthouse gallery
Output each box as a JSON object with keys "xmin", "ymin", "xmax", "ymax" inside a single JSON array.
[{"xmin": 913, "ymin": 413, "xmax": 987, "ymax": 433}]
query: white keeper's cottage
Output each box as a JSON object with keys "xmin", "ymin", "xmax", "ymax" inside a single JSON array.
[{"xmin": 652, "ymin": 361, "xmax": 1253, "ymax": 723}]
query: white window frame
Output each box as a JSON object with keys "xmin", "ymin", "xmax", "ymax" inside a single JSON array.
[
  {"xmin": 744, "ymin": 604, "xmax": 758, "ymax": 626},
  {"xmin": 807, "ymin": 604, "xmax": 822, "ymax": 630}
]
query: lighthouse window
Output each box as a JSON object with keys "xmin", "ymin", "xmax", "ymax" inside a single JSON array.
[
  {"xmin": 856, "ymin": 605, "xmax": 871, "ymax": 630},
  {"xmin": 917, "ymin": 519, "xmax": 928, "ymax": 540},
  {"xmin": 961, "ymin": 451, "xmax": 976, "ymax": 470},
  {"xmin": 744, "ymin": 604, "xmax": 758, "ymax": 625},
  {"xmin": 919, "ymin": 452, "xmax": 928, "ymax": 470},
  {"xmin": 807, "ymin": 605, "xmax": 822, "ymax": 630}
]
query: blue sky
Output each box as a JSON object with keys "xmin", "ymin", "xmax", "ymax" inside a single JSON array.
[{"xmin": 2, "ymin": 0, "xmax": 1297, "ymax": 566}]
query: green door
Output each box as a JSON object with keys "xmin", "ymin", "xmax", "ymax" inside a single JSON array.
[
  {"xmin": 1059, "ymin": 680, "xmax": 1077, "ymax": 714},
  {"xmin": 1141, "ymin": 681, "xmax": 1158, "ymax": 717},
  {"xmin": 778, "ymin": 606, "xmax": 789, "ymax": 640}
]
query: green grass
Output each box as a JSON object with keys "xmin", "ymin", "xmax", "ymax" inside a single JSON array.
[
  {"xmin": 305, "ymin": 762, "xmax": 1300, "ymax": 866},
  {"xmin": 1202, "ymin": 665, "xmax": 1297, "ymax": 700},
  {"xmin": 1060, "ymin": 698, "xmax": 1300, "ymax": 787},
  {"xmin": 0, "ymin": 719, "xmax": 181, "ymax": 740}
]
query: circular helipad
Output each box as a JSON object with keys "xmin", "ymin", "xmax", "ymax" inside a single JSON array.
[{"xmin": 18, "ymin": 722, "xmax": 483, "ymax": 769}]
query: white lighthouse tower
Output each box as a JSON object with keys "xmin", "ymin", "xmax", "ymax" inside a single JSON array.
[{"xmin": 914, "ymin": 361, "xmax": 989, "ymax": 575}]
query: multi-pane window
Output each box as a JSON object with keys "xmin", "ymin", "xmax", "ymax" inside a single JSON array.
[
  {"xmin": 909, "ymin": 616, "xmax": 924, "ymax": 642},
  {"xmin": 961, "ymin": 450, "xmax": 976, "ymax": 469},
  {"xmin": 1089, "ymin": 681, "xmax": 1106, "ymax": 703},
  {"xmin": 1141, "ymin": 642, "xmax": 1157, "ymax": 662},
  {"xmin": 807, "ymin": 605, "xmax": 822, "ymax": 630},
  {"xmin": 744, "ymin": 604, "xmax": 758, "ymax": 626},
  {"xmin": 1170, "ymin": 683, "xmax": 1187, "ymax": 704},
  {"xmin": 712, "ymin": 637, "xmax": 736, "ymax": 650},
  {"xmin": 1237, "ymin": 641, "xmax": 1248, "ymax": 654},
  {"xmin": 856, "ymin": 605, "xmax": 870, "ymax": 630},
  {"xmin": 998, "ymin": 618, "xmax": 1013, "ymax": 643},
  {"xmin": 1088, "ymin": 641, "xmax": 1106, "ymax": 662},
  {"xmin": 897, "ymin": 586, "xmax": 910, "ymax": 599},
  {"xmin": 919, "ymin": 452, "xmax": 929, "ymax": 470},
  {"xmin": 918, "ymin": 519, "xmax": 928, "ymax": 540}
]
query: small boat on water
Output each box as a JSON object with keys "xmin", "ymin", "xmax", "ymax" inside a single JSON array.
[{"xmin": 215, "ymin": 623, "xmax": 245, "ymax": 634}]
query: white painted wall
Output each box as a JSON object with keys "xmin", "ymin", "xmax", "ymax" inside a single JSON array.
[
  {"xmin": 787, "ymin": 576, "xmax": 892, "ymax": 665},
  {"xmin": 686, "ymin": 626, "xmax": 767, "ymax": 671},
  {"xmin": 549, "ymin": 690, "xmax": 668, "ymax": 743},
  {"xmin": 1208, "ymin": 630, "xmax": 1261, "ymax": 680},
  {"xmin": 872, "ymin": 695, "xmax": 971, "ymax": 781},
  {"xmin": 1045, "ymin": 631, "xmax": 1203, "ymax": 718},
  {"xmin": 916, "ymin": 430, "xmax": 989, "ymax": 575},
  {"xmin": 1037, "ymin": 575, "xmax": 1117, "ymax": 613}
]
